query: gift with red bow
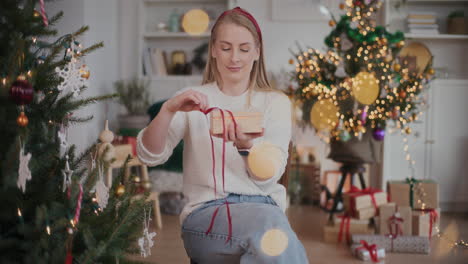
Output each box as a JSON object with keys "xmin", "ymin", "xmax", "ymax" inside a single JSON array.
[
  {"xmin": 351, "ymin": 240, "xmax": 385, "ymax": 262},
  {"xmin": 378, "ymin": 203, "xmax": 412, "ymax": 236},
  {"xmin": 343, "ymin": 186, "xmax": 387, "ymax": 220},
  {"xmin": 352, "ymin": 234, "xmax": 430, "ymax": 254},
  {"xmin": 412, "ymin": 208, "xmax": 440, "ymax": 238}
]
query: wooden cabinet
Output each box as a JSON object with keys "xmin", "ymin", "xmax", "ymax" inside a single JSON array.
[{"xmin": 288, "ymin": 162, "xmax": 321, "ymax": 204}]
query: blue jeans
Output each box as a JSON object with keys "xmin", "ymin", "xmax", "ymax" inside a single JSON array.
[{"xmin": 181, "ymin": 193, "xmax": 309, "ymax": 264}]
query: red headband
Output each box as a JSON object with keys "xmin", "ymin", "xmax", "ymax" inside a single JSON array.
[{"xmin": 211, "ymin": 7, "xmax": 262, "ymax": 43}]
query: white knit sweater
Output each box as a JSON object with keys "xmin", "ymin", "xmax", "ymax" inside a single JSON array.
[{"xmin": 136, "ymin": 82, "xmax": 292, "ymax": 224}]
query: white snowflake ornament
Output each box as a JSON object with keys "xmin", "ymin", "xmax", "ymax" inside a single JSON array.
[
  {"xmin": 55, "ymin": 40, "xmax": 88, "ymax": 97},
  {"xmin": 138, "ymin": 208, "xmax": 157, "ymax": 258},
  {"xmin": 95, "ymin": 164, "xmax": 109, "ymax": 209},
  {"xmin": 17, "ymin": 145, "xmax": 32, "ymax": 193}
]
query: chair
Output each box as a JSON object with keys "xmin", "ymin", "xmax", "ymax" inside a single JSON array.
[{"xmin": 111, "ymin": 144, "xmax": 163, "ymax": 229}]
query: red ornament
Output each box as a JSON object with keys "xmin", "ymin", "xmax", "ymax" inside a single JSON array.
[
  {"xmin": 399, "ymin": 90, "xmax": 407, "ymax": 99},
  {"xmin": 9, "ymin": 78, "xmax": 34, "ymax": 105}
]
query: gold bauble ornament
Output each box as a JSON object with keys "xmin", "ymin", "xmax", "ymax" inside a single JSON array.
[
  {"xmin": 339, "ymin": 3, "xmax": 346, "ymax": 10},
  {"xmin": 116, "ymin": 184, "xmax": 125, "ymax": 197},
  {"xmin": 393, "ymin": 63, "xmax": 401, "ymax": 72},
  {"xmin": 33, "ymin": 10, "xmax": 41, "ymax": 18},
  {"xmin": 329, "ymin": 20, "xmax": 336, "ymax": 27},
  {"xmin": 396, "ymin": 40, "xmax": 405, "ymax": 48},
  {"xmin": 247, "ymin": 142, "xmax": 282, "ymax": 181},
  {"xmin": 133, "ymin": 176, "xmax": 141, "ymax": 184},
  {"xmin": 289, "ymin": 59, "xmax": 294, "ymax": 65},
  {"xmin": 17, "ymin": 111, "xmax": 29, "ymax": 127},
  {"xmin": 405, "ymin": 127, "xmax": 412, "ymax": 134},
  {"xmin": 351, "ymin": 72, "xmax": 380, "ymax": 105},
  {"xmin": 80, "ymin": 65, "xmax": 90, "ymax": 79},
  {"xmin": 182, "ymin": 9, "xmax": 210, "ymax": 35},
  {"xmin": 428, "ymin": 68, "xmax": 435, "ymax": 75},
  {"xmin": 310, "ymin": 99, "xmax": 339, "ymax": 131},
  {"xmin": 142, "ymin": 181, "xmax": 152, "ymax": 190}
]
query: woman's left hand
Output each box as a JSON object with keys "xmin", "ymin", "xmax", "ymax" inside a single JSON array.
[{"xmin": 212, "ymin": 122, "xmax": 264, "ymax": 149}]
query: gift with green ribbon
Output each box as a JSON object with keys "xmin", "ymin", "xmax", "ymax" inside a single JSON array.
[{"xmin": 387, "ymin": 179, "xmax": 439, "ymax": 209}]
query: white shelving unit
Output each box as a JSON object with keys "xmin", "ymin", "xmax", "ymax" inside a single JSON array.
[
  {"xmin": 405, "ymin": 33, "xmax": 468, "ymax": 39},
  {"xmin": 137, "ymin": 0, "xmax": 236, "ymax": 102},
  {"xmin": 383, "ymin": 0, "xmax": 468, "ymax": 79},
  {"xmin": 382, "ymin": 0, "xmax": 468, "ymax": 210}
]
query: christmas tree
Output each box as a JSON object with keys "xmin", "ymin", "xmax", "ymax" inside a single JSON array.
[
  {"xmin": 290, "ymin": 0, "xmax": 434, "ymax": 144},
  {"xmin": 0, "ymin": 1, "xmax": 151, "ymax": 263}
]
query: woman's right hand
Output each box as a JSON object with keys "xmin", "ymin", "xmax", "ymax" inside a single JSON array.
[{"xmin": 163, "ymin": 89, "xmax": 209, "ymax": 113}]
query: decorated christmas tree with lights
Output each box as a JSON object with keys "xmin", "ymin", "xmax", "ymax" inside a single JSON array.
[
  {"xmin": 290, "ymin": 0, "xmax": 434, "ymax": 147},
  {"xmin": 0, "ymin": 1, "xmax": 153, "ymax": 263}
]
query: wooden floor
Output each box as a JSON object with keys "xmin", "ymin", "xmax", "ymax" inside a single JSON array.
[{"xmin": 131, "ymin": 205, "xmax": 468, "ymax": 264}]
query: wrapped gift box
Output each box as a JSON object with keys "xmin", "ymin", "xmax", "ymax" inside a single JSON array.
[
  {"xmin": 343, "ymin": 189, "xmax": 387, "ymax": 212},
  {"xmin": 351, "ymin": 243, "xmax": 386, "ymax": 262},
  {"xmin": 352, "ymin": 234, "xmax": 430, "ymax": 254},
  {"xmin": 412, "ymin": 208, "xmax": 440, "ymax": 237},
  {"xmin": 324, "ymin": 221, "xmax": 375, "ymax": 243},
  {"xmin": 210, "ymin": 111, "xmax": 263, "ymax": 134},
  {"xmin": 332, "ymin": 214, "xmax": 371, "ymax": 226},
  {"xmin": 387, "ymin": 179, "xmax": 439, "ymax": 209},
  {"xmin": 379, "ymin": 203, "xmax": 412, "ymax": 236},
  {"xmin": 345, "ymin": 207, "xmax": 377, "ymax": 220}
]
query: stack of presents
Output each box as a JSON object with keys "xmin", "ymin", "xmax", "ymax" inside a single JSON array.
[{"xmin": 324, "ymin": 179, "xmax": 440, "ymax": 262}]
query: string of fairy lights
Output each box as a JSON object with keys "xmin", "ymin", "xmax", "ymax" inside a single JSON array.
[{"xmin": 290, "ymin": 0, "xmax": 467, "ymax": 251}]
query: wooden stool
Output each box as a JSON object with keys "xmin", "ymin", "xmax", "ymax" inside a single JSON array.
[
  {"xmin": 111, "ymin": 144, "xmax": 163, "ymax": 230},
  {"xmin": 328, "ymin": 163, "xmax": 366, "ymax": 222}
]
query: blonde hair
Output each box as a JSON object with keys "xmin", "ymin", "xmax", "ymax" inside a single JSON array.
[{"xmin": 202, "ymin": 10, "xmax": 272, "ymax": 93}]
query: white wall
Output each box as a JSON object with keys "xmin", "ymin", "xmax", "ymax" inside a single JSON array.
[{"xmin": 45, "ymin": 0, "xmax": 119, "ymax": 153}]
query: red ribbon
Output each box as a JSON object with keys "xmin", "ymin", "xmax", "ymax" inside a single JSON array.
[
  {"xmin": 65, "ymin": 249, "xmax": 73, "ymax": 264},
  {"xmin": 199, "ymin": 107, "xmax": 237, "ymax": 243},
  {"xmin": 347, "ymin": 186, "xmax": 382, "ymax": 216},
  {"xmin": 385, "ymin": 214, "xmax": 403, "ymax": 252},
  {"xmin": 337, "ymin": 215, "xmax": 351, "ymax": 244},
  {"xmin": 387, "ymin": 214, "xmax": 403, "ymax": 238},
  {"xmin": 39, "ymin": 0, "xmax": 49, "ymax": 26},
  {"xmin": 73, "ymin": 184, "xmax": 83, "ymax": 225},
  {"xmin": 415, "ymin": 209, "xmax": 438, "ymax": 239},
  {"xmin": 356, "ymin": 240, "xmax": 379, "ymax": 262}
]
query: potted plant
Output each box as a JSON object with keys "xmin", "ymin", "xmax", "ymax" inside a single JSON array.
[
  {"xmin": 114, "ymin": 78, "xmax": 151, "ymax": 133},
  {"xmin": 447, "ymin": 11, "xmax": 466, "ymax": 35}
]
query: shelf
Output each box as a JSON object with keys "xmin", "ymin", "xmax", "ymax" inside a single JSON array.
[
  {"xmin": 432, "ymin": 79, "xmax": 468, "ymax": 86},
  {"xmin": 406, "ymin": 0, "xmax": 468, "ymax": 2},
  {"xmin": 144, "ymin": 32, "xmax": 211, "ymax": 39},
  {"xmin": 405, "ymin": 33, "xmax": 468, "ymax": 39}
]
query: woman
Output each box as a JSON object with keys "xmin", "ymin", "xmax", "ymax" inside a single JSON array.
[{"xmin": 137, "ymin": 7, "xmax": 308, "ymax": 264}]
